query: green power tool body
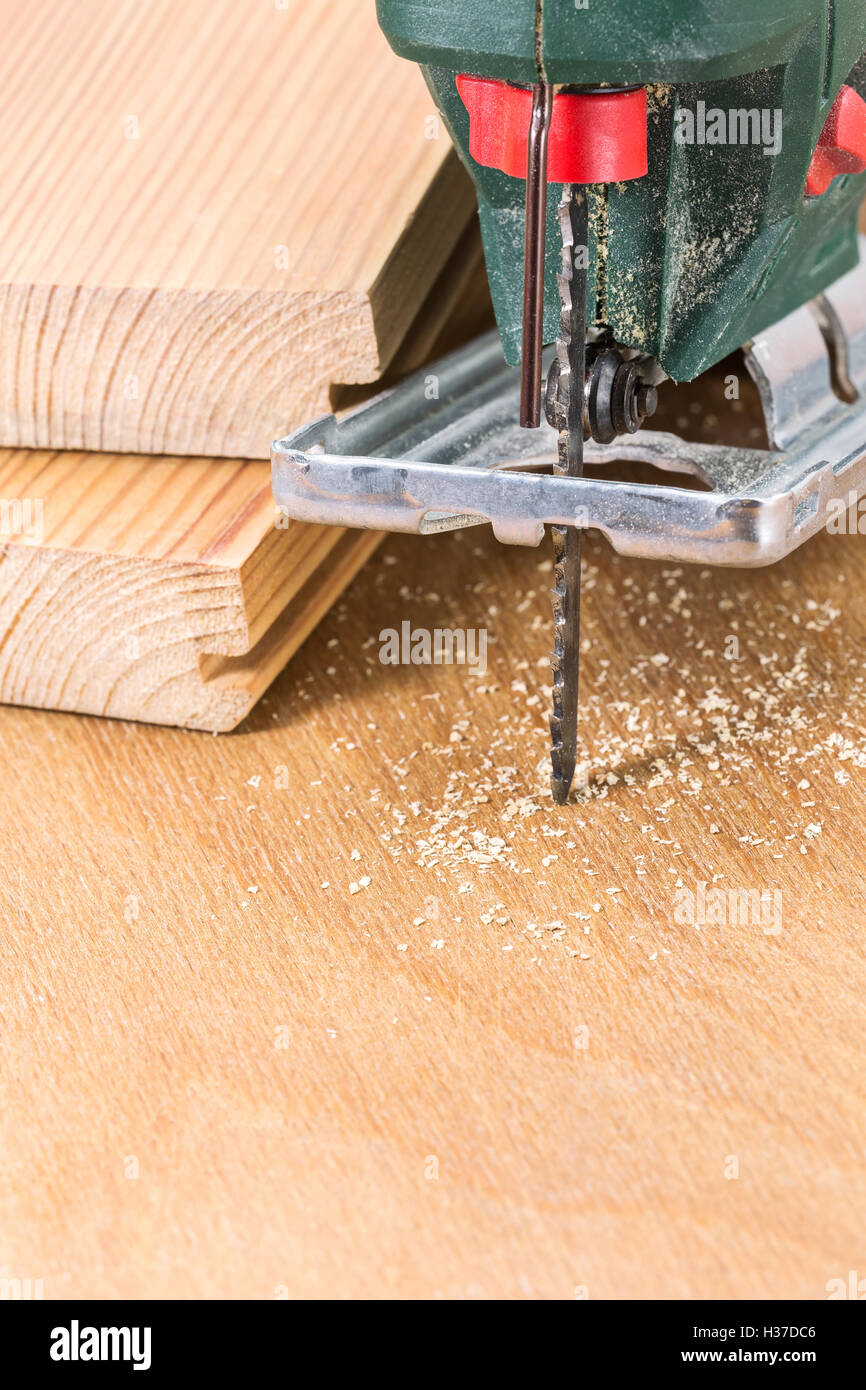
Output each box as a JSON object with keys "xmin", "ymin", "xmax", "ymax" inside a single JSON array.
[
  {"xmin": 378, "ymin": 0, "xmax": 866, "ymax": 382},
  {"xmin": 273, "ymin": 4, "xmax": 866, "ymax": 803}
]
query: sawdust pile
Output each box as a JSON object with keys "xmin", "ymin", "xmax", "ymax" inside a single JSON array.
[{"xmin": 278, "ymin": 529, "xmax": 863, "ymax": 956}]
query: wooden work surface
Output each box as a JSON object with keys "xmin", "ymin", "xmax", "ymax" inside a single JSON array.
[
  {"xmin": 0, "ymin": 0, "xmax": 474, "ymax": 459},
  {"xmin": 2, "ymin": 406, "xmax": 866, "ymax": 1297}
]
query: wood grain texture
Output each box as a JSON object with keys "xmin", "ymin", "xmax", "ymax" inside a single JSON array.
[
  {"xmin": 0, "ymin": 211, "xmax": 486, "ymax": 731},
  {"xmin": 0, "ymin": 0, "xmax": 474, "ymax": 459},
  {"xmin": 1, "ymin": 358, "xmax": 866, "ymax": 1300},
  {"xmin": 0, "ymin": 212, "xmax": 489, "ymax": 730},
  {"xmin": 0, "ymin": 446, "xmax": 381, "ymax": 729}
]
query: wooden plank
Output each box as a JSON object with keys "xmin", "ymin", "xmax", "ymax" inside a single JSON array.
[
  {"xmin": 2, "ymin": 355, "xmax": 866, "ymax": 1299},
  {"xmin": 0, "ymin": 0, "xmax": 475, "ymax": 459},
  {"xmin": 0, "ymin": 191, "xmax": 486, "ymax": 730},
  {"xmin": 0, "ymin": 445, "xmax": 382, "ymax": 730}
]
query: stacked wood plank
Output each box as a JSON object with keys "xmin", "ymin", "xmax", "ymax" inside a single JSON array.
[{"xmin": 0, "ymin": 0, "xmax": 478, "ymax": 727}]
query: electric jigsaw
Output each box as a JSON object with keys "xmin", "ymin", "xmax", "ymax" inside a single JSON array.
[{"xmin": 273, "ymin": 1, "xmax": 866, "ymax": 802}]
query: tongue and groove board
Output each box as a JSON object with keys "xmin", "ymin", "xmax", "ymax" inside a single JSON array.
[
  {"xmin": 0, "ymin": 220, "xmax": 488, "ymax": 731},
  {"xmin": 0, "ymin": 0, "xmax": 484, "ymax": 730},
  {"xmin": 0, "ymin": 447, "xmax": 384, "ymax": 730},
  {"xmin": 0, "ymin": 222, "xmax": 488, "ymax": 731},
  {"xmin": 0, "ymin": 0, "xmax": 475, "ymax": 460}
]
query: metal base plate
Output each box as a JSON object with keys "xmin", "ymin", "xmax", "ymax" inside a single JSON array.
[{"xmin": 272, "ymin": 241, "xmax": 866, "ymax": 569}]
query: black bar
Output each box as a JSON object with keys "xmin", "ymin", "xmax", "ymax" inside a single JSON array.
[{"xmin": 7, "ymin": 1297, "xmax": 862, "ymax": 1374}]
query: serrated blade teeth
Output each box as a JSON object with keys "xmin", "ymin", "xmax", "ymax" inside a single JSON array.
[{"xmin": 547, "ymin": 185, "xmax": 588, "ymax": 806}]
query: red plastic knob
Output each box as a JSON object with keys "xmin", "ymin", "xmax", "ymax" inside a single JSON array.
[
  {"xmin": 805, "ymin": 85, "xmax": 866, "ymax": 197},
  {"xmin": 456, "ymin": 75, "xmax": 647, "ymax": 184}
]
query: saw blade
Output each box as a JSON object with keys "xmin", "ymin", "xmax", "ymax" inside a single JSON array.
[{"xmin": 549, "ymin": 186, "xmax": 588, "ymax": 804}]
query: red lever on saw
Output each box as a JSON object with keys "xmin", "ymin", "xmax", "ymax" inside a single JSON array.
[
  {"xmin": 456, "ymin": 76, "xmax": 648, "ymax": 184},
  {"xmin": 805, "ymin": 85, "xmax": 866, "ymax": 197}
]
